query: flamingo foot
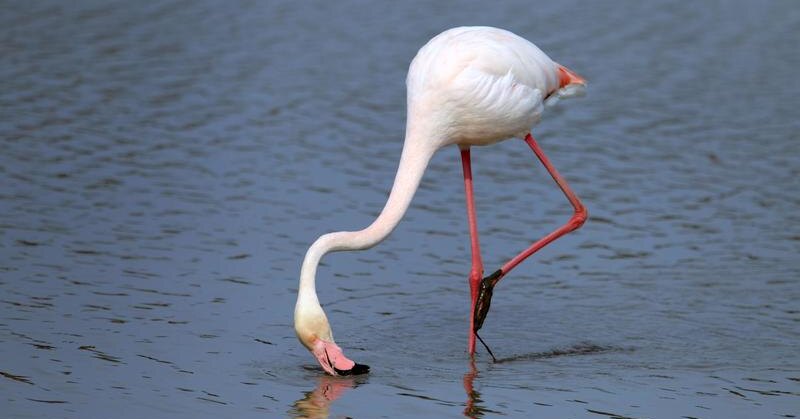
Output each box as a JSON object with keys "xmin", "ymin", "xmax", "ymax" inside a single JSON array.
[
  {"xmin": 474, "ymin": 332, "xmax": 497, "ymax": 362},
  {"xmin": 472, "ymin": 269, "xmax": 503, "ymax": 333},
  {"xmin": 470, "ymin": 269, "xmax": 503, "ymax": 360},
  {"xmin": 311, "ymin": 339, "xmax": 370, "ymax": 376}
]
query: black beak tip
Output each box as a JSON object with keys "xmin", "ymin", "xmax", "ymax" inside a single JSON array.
[
  {"xmin": 351, "ymin": 363, "xmax": 370, "ymax": 375},
  {"xmin": 334, "ymin": 363, "xmax": 370, "ymax": 376}
]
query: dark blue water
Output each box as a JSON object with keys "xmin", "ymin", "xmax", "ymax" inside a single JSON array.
[{"xmin": 1, "ymin": 1, "xmax": 798, "ymax": 418}]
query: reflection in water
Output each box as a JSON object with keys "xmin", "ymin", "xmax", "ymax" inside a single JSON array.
[
  {"xmin": 495, "ymin": 342, "xmax": 620, "ymax": 363},
  {"xmin": 463, "ymin": 360, "xmax": 504, "ymax": 418},
  {"xmin": 462, "ymin": 360, "xmax": 482, "ymax": 418},
  {"xmin": 463, "ymin": 344, "xmax": 620, "ymax": 417},
  {"xmin": 290, "ymin": 375, "xmax": 356, "ymax": 419}
]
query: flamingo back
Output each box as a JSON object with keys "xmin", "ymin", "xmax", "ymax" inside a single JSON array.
[{"xmin": 405, "ymin": 26, "xmax": 562, "ymax": 146}]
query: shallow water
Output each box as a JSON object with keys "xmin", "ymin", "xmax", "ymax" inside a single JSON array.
[{"xmin": 1, "ymin": 1, "xmax": 799, "ymax": 418}]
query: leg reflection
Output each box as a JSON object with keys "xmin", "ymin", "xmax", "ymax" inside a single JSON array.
[{"xmin": 463, "ymin": 359, "xmax": 486, "ymax": 418}]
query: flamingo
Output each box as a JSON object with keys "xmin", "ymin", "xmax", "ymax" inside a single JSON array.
[{"xmin": 294, "ymin": 26, "xmax": 587, "ymax": 376}]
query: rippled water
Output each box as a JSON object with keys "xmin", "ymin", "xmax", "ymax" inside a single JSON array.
[{"xmin": 1, "ymin": 1, "xmax": 799, "ymax": 418}]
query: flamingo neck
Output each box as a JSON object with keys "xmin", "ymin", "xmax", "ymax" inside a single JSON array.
[{"xmin": 298, "ymin": 133, "xmax": 436, "ymax": 298}]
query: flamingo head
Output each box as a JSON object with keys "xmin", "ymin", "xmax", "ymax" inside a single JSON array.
[
  {"xmin": 295, "ymin": 297, "xmax": 370, "ymax": 376},
  {"xmin": 307, "ymin": 338, "xmax": 370, "ymax": 376}
]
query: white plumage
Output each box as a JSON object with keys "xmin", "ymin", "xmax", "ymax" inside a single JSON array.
[
  {"xmin": 294, "ymin": 26, "xmax": 587, "ymax": 376},
  {"xmin": 406, "ymin": 26, "xmax": 577, "ymax": 146}
]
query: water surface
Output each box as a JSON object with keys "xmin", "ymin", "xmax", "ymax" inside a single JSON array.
[{"xmin": 1, "ymin": 1, "xmax": 799, "ymax": 418}]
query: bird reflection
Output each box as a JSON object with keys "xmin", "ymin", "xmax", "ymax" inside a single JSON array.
[
  {"xmin": 290, "ymin": 374, "xmax": 356, "ymax": 419},
  {"xmin": 463, "ymin": 359, "xmax": 488, "ymax": 418}
]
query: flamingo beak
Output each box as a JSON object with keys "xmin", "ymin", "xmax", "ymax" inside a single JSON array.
[
  {"xmin": 311, "ymin": 339, "xmax": 370, "ymax": 376},
  {"xmin": 333, "ymin": 361, "xmax": 370, "ymax": 376}
]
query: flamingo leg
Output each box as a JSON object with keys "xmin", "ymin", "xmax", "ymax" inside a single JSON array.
[
  {"xmin": 501, "ymin": 133, "xmax": 588, "ymax": 274},
  {"xmin": 472, "ymin": 133, "xmax": 587, "ymax": 334},
  {"xmin": 460, "ymin": 147, "xmax": 483, "ymax": 356}
]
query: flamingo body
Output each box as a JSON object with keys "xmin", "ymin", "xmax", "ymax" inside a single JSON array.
[
  {"xmin": 407, "ymin": 27, "xmax": 563, "ymax": 147},
  {"xmin": 294, "ymin": 26, "xmax": 587, "ymax": 375}
]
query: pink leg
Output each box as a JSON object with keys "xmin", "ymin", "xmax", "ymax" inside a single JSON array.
[
  {"xmin": 460, "ymin": 147, "xmax": 483, "ymax": 356},
  {"xmin": 500, "ymin": 132, "xmax": 588, "ymax": 277},
  {"xmin": 471, "ymin": 133, "xmax": 587, "ymax": 339}
]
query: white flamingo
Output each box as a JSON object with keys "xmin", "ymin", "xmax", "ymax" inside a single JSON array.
[{"xmin": 294, "ymin": 26, "xmax": 588, "ymax": 375}]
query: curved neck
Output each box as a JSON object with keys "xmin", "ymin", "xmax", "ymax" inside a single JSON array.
[{"xmin": 299, "ymin": 133, "xmax": 436, "ymax": 296}]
